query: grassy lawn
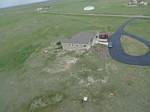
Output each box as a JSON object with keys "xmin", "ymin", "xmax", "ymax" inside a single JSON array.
[
  {"xmin": 0, "ymin": 8, "xmax": 126, "ymax": 70},
  {"xmin": 125, "ymin": 19, "xmax": 150, "ymax": 40},
  {"xmin": 44, "ymin": 0, "xmax": 150, "ymax": 15},
  {"xmin": 0, "ymin": 0, "xmax": 150, "ymax": 112},
  {"xmin": 121, "ymin": 35, "xmax": 149, "ymax": 56}
]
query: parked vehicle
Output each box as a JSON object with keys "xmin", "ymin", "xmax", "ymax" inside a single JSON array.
[{"xmin": 108, "ymin": 42, "xmax": 113, "ymax": 48}]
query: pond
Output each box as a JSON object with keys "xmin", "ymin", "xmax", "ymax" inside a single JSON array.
[{"xmin": 0, "ymin": 0, "xmax": 49, "ymax": 8}]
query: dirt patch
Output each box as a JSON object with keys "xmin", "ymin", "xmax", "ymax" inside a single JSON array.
[
  {"xmin": 30, "ymin": 92, "xmax": 65, "ymax": 112},
  {"xmin": 43, "ymin": 56, "xmax": 78, "ymax": 74},
  {"xmin": 90, "ymin": 45, "xmax": 109, "ymax": 60},
  {"xmin": 105, "ymin": 62, "xmax": 118, "ymax": 74},
  {"xmin": 78, "ymin": 76, "xmax": 109, "ymax": 87}
]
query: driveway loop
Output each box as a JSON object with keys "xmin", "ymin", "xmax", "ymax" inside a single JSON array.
[{"xmin": 108, "ymin": 18, "xmax": 150, "ymax": 66}]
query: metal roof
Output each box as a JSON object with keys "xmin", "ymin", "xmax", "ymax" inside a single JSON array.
[{"xmin": 62, "ymin": 32, "xmax": 97, "ymax": 44}]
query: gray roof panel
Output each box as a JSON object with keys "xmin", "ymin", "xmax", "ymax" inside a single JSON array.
[{"xmin": 62, "ymin": 32, "xmax": 97, "ymax": 44}]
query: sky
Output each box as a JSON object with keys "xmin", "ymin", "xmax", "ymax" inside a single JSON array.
[{"xmin": 0, "ymin": 0, "xmax": 48, "ymax": 8}]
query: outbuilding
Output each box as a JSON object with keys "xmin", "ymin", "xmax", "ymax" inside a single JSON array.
[{"xmin": 83, "ymin": 6, "xmax": 95, "ymax": 11}]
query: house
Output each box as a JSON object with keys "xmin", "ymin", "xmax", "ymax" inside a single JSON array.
[
  {"xmin": 138, "ymin": 0, "xmax": 148, "ymax": 5},
  {"xmin": 61, "ymin": 32, "xmax": 99, "ymax": 51},
  {"xmin": 98, "ymin": 32, "xmax": 109, "ymax": 42},
  {"xmin": 94, "ymin": 32, "xmax": 109, "ymax": 46},
  {"xmin": 128, "ymin": 0, "xmax": 148, "ymax": 6},
  {"xmin": 128, "ymin": 0, "xmax": 138, "ymax": 5}
]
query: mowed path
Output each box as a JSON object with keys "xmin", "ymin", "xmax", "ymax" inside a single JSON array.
[
  {"xmin": 108, "ymin": 18, "xmax": 150, "ymax": 66},
  {"xmin": 40, "ymin": 11, "xmax": 150, "ymax": 19}
]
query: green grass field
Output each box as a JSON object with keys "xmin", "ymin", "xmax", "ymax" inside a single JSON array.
[
  {"xmin": 121, "ymin": 35, "xmax": 149, "ymax": 56},
  {"xmin": 0, "ymin": 0, "xmax": 150, "ymax": 112},
  {"xmin": 46, "ymin": 0, "xmax": 150, "ymax": 15}
]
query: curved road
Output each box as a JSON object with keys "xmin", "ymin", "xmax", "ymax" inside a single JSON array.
[{"xmin": 108, "ymin": 18, "xmax": 150, "ymax": 66}]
